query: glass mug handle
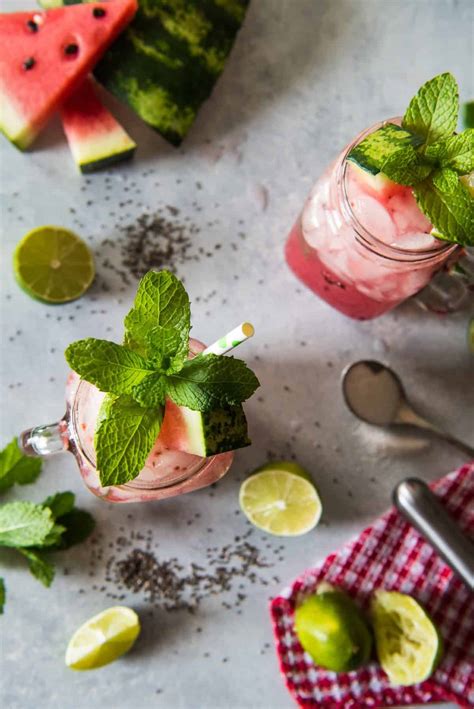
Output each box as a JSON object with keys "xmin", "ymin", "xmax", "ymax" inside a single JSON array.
[
  {"xmin": 415, "ymin": 247, "xmax": 474, "ymax": 314},
  {"xmin": 19, "ymin": 419, "xmax": 69, "ymax": 457}
]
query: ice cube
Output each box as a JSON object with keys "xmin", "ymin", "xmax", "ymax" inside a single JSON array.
[
  {"xmin": 388, "ymin": 192, "xmax": 432, "ymax": 235},
  {"xmin": 351, "ymin": 195, "xmax": 397, "ymax": 243},
  {"xmin": 393, "ymin": 232, "xmax": 438, "ymax": 251}
]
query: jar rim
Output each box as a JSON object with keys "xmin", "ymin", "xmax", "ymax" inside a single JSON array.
[{"xmin": 337, "ymin": 117, "xmax": 458, "ymax": 263}]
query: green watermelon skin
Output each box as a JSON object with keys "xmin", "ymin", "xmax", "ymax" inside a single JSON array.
[{"xmin": 39, "ymin": 0, "xmax": 250, "ymax": 146}]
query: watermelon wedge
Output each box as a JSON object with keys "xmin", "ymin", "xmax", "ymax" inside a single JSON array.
[
  {"xmin": 61, "ymin": 77, "xmax": 136, "ymax": 172},
  {"xmin": 39, "ymin": 0, "xmax": 250, "ymax": 146},
  {"xmin": 0, "ymin": 0, "xmax": 137, "ymax": 149}
]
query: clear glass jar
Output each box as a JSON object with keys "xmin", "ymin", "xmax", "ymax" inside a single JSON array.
[
  {"xmin": 285, "ymin": 119, "xmax": 460, "ymax": 320},
  {"xmin": 19, "ymin": 339, "xmax": 234, "ymax": 503}
]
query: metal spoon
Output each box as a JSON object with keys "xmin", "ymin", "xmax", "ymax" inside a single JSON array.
[{"xmin": 342, "ymin": 360, "xmax": 474, "ymax": 459}]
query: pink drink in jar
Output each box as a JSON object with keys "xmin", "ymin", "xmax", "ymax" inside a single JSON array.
[
  {"xmin": 20, "ymin": 340, "xmax": 233, "ymax": 503},
  {"xmin": 285, "ymin": 120, "xmax": 460, "ymax": 320}
]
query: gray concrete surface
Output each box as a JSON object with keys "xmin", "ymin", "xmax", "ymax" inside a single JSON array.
[{"xmin": 1, "ymin": 0, "xmax": 472, "ymax": 707}]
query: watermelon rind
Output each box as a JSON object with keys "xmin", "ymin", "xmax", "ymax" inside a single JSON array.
[
  {"xmin": 77, "ymin": 145, "xmax": 136, "ymax": 173},
  {"xmin": 0, "ymin": 90, "xmax": 35, "ymax": 150},
  {"xmin": 60, "ymin": 78, "xmax": 137, "ymax": 173},
  {"xmin": 160, "ymin": 402, "xmax": 251, "ymax": 457},
  {"xmin": 37, "ymin": 0, "xmax": 250, "ymax": 146}
]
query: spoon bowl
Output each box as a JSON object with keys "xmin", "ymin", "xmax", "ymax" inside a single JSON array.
[{"xmin": 342, "ymin": 360, "xmax": 474, "ymax": 459}]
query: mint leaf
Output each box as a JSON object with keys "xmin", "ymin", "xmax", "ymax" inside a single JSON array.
[
  {"xmin": 403, "ymin": 73, "xmax": 458, "ymax": 145},
  {"xmin": 42, "ymin": 491, "xmax": 75, "ymax": 519},
  {"xmin": 53, "ymin": 508, "xmax": 95, "ymax": 550},
  {"xmin": 0, "ymin": 578, "xmax": 5, "ymax": 613},
  {"xmin": 166, "ymin": 354, "xmax": 260, "ymax": 412},
  {"xmin": 146, "ymin": 326, "xmax": 187, "ymax": 373},
  {"xmin": 65, "ymin": 339, "xmax": 152, "ymax": 396},
  {"xmin": 124, "ymin": 271, "xmax": 190, "ymax": 357},
  {"xmin": 348, "ymin": 123, "xmax": 422, "ymax": 176},
  {"xmin": 95, "ymin": 395, "xmax": 163, "ymax": 487},
  {"xmin": 381, "ymin": 146, "xmax": 432, "ymax": 186},
  {"xmin": 0, "ymin": 438, "xmax": 42, "ymax": 493},
  {"xmin": 132, "ymin": 373, "xmax": 167, "ymax": 407},
  {"xmin": 431, "ymin": 168, "xmax": 460, "ymax": 194},
  {"xmin": 18, "ymin": 549, "xmax": 55, "ymax": 587},
  {"xmin": 426, "ymin": 130, "xmax": 474, "ymax": 174},
  {"xmin": 414, "ymin": 179, "xmax": 474, "ymax": 246},
  {"xmin": 0, "ymin": 502, "xmax": 55, "ymax": 548},
  {"xmin": 41, "ymin": 523, "xmax": 66, "ymax": 548}
]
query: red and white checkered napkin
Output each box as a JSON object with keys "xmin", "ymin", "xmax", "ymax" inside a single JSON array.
[{"xmin": 270, "ymin": 462, "xmax": 474, "ymax": 709}]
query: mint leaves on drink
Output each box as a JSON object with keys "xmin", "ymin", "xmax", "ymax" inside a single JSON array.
[
  {"xmin": 0, "ymin": 492, "xmax": 95, "ymax": 612},
  {"xmin": 65, "ymin": 271, "xmax": 260, "ymax": 487},
  {"xmin": 0, "ymin": 437, "xmax": 42, "ymax": 492},
  {"xmin": 348, "ymin": 73, "xmax": 474, "ymax": 246}
]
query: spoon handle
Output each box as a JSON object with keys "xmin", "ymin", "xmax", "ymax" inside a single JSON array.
[
  {"xmin": 393, "ymin": 478, "xmax": 474, "ymax": 592},
  {"xmin": 395, "ymin": 404, "xmax": 474, "ymax": 459}
]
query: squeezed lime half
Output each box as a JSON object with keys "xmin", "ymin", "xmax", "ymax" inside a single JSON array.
[
  {"xmin": 13, "ymin": 226, "xmax": 95, "ymax": 303},
  {"xmin": 371, "ymin": 590, "xmax": 442, "ymax": 686},
  {"xmin": 65, "ymin": 606, "xmax": 140, "ymax": 670}
]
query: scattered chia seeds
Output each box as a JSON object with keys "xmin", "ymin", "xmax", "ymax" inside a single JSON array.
[{"xmin": 83, "ymin": 528, "xmax": 274, "ymax": 614}]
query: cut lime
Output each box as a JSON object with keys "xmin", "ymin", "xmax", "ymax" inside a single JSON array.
[
  {"xmin": 295, "ymin": 586, "xmax": 372, "ymax": 672},
  {"xmin": 65, "ymin": 606, "xmax": 140, "ymax": 671},
  {"xmin": 460, "ymin": 173, "xmax": 474, "ymax": 197},
  {"xmin": 239, "ymin": 464, "xmax": 322, "ymax": 536},
  {"xmin": 13, "ymin": 226, "xmax": 95, "ymax": 304},
  {"xmin": 371, "ymin": 590, "xmax": 442, "ymax": 686}
]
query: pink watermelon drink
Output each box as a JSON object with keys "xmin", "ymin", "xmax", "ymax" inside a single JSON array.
[
  {"xmin": 285, "ymin": 121, "xmax": 459, "ymax": 320},
  {"xmin": 19, "ymin": 272, "xmax": 259, "ymax": 504},
  {"xmin": 66, "ymin": 340, "xmax": 234, "ymax": 503}
]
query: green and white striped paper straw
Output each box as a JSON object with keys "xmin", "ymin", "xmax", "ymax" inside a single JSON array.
[{"xmin": 203, "ymin": 322, "xmax": 255, "ymax": 356}]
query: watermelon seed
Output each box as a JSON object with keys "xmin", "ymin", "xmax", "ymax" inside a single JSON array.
[
  {"xmin": 26, "ymin": 19, "xmax": 39, "ymax": 32},
  {"xmin": 23, "ymin": 57, "xmax": 36, "ymax": 70},
  {"xmin": 64, "ymin": 43, "xmax": 79, "ymax": 56},
  {"xmin": 92, "ymin": 8, "xmax": 106, "ymax": 18}
]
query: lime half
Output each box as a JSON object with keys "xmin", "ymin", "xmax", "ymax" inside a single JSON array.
[
  {"xmin": 65, "ymin": 606, "xmax": 140, "ymax": 671},
  {"xmin": 239, "ymin": 463, "xmax": 322, "ymax": 536},
  {"xmin": 13, "ymin": 226, "xmax": 95, "ymax": 303},
  {"xmin": 295, "ymin": 587, "xmax": 372, "ymax": 672},
  {"xmin": 371, "ymin": 590, "xmax": 442, "ymax": 686}
]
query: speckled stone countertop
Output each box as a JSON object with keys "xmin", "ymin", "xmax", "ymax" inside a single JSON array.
[{"xmin": 1, "ymin": 1, "xmax": 473, "ymax": 708}]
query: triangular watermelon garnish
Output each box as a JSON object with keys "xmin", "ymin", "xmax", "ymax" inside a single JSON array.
[
  {"xmin": 60, "ymin": 76, "xmax": 136, "ymax": 173},
  {"xmin": 0, "ymin": 0, "xmax": 137, "ymax": 150}
]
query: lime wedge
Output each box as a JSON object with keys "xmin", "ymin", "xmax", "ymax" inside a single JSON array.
[
  {"xmin": 295, "ymin": 586, "xmax": 372, "ymax": 672},
  {"xmin": 371, "ymin": 590, "xmax": 442, "ymax": 686},
  {"xmin": 239, "ymin": 463, "xmax": 322, "ymax": 536},
  {"xmin": 460, "ymin": 173, "xmax": 474, "ymax": 197},
  {"xmin": 65, "ymin": 606, "xmax": 140, "ymax": 671},
  {"xmin": 13, "ymin": 226, "xmax": 95, "ymax": 303}
]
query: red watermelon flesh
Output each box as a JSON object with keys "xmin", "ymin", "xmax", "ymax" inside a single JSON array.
[
  {"xmin": 0, "ymin": 0, "xmax": 137, "ymax": 150},
  {"xmin": 61, "ymin": 76, "xmax": 136, "ymax": 173}
]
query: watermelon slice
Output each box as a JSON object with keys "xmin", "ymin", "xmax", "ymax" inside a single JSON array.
[
  {"xmin": 159, "ymin": 399, "xmax": 251, "ymax": 457},
  {"xmin": 0, "ymin": 0, "xmax": 138, "ymax": 149},
  {"xmin": 61, "ymin": 77, "xmax": 136, "ymax": 172},
  {"xmin": 39, "ymin": 0, "xmax": 250, "ymax": 146}
]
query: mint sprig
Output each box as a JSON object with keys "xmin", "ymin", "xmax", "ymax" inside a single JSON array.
[
  {"xmin": 0, "ymin": 492, "xmax": 95, "ymax": 612},
  {"xmin": 347, "ymin": 73, "xmax": 474, "ymax": 246},
  {"xmin": 66, "ymin": 271, "xmax": 260, "ymax": 487},
  {"xmin": 0, "ymin": 437, "xmax": 42, "ymax": 493},
  {"xmin": 95, "ymin": 395, "xmax": 163, "ymax": 487}
]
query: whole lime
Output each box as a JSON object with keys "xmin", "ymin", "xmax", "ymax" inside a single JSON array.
[{"xmin": 294, "ymin": 588, "xmax": 372, "ymax": 672}]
